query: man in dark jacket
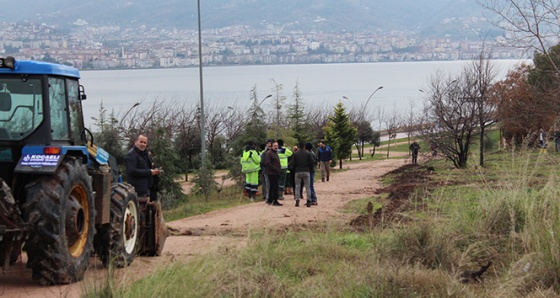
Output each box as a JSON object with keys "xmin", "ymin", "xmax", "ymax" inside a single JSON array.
[
  {"xmin": 125, "ymin": 134, "xmax": 161, "ymax": 199},
  {"xmin": 317, "ymin": 141, "xmax": 333, "ymax": 182},
  {"xmin": 263, "ymin": 140, "xmax": 282, "ymax": 206},
  {"xmin": 409, "ymin": 140, "xmax": 420, "ymax": 164},
  {"xmin": 289, "ymin": 142, "xmax": 315, "ymax": 207},
  {"xmin": 305, "ymin": 142, "xmax": 318, "ymax": 205}
]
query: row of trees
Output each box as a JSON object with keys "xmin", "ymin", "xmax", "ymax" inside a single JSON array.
[
  {"xmin": 91, "ymin": 0, "xmax": 560, "ymax": 208},
  {"xmin": 415, "ymin": 0, "xmax": 560, "ymax": 168},
  {"xmin": 91, "ymin": 81, "xmax": 389, "ymax": 206}
]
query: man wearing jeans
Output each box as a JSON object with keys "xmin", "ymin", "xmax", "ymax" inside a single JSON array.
[
  {"xmin": 289, "ymin": 142, "xmax": 315, "ymax": 207},
  {"xmin": 317, "ymin": 141, "xmax": 333, "ymax": 182},
  {"xmin": 305, "ymin": 142, "xmax": 318, "ymax": 205}
]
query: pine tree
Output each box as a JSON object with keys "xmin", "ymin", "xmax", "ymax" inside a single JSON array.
[
  {"xmin": 323, "ymin": 102, "xmax": 357, "ymax": 169},
  {"xmin": 287, "ymin": 81, "xmax": 311, "ymax": 144},
  {"xmin": 232, "ymin": 85, "xmax": 267, "ymax": 156}
]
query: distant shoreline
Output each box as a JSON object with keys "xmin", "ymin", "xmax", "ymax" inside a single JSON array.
[{"xmin": 79, "ymin": 58, "xmax": 532, "ymax": 72}]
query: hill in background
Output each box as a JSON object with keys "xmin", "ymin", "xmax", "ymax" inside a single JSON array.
[{"xmin": 1, "ymin": 0, "xmax": 500, "ymax": 39}]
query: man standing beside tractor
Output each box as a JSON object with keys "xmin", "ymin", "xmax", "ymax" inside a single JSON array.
[
  {"xmin": 126, "ymin": 134, "xmax": 162, "ymax": 198},
  {"xmin": 126, "ymin": 134, "xmax": 167, "ymax": 256}
]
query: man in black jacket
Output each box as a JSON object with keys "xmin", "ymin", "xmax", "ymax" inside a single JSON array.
[
  {"xmin": 263, "ymin": 141, "xmax": 283, "ymax": 206},
  {"xmin": 125, "ymin": 134, "xmax": 161, "ymax": 199},
  {"xmin": 289, "ymin": 142, "xmax": 315, "ymax": 207}
]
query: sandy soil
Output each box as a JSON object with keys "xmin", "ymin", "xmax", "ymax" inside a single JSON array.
[{"xmin": 1, "ymin": 153, "xmax": 409, "ymax": 297}]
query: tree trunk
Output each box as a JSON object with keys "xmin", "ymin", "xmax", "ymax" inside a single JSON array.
[
  {"xmin": 360, "ymin": 141, "xmax": 365, "ymax": 160},
  {"xmin": 355, "ymin": 143, "xmax": 362, "ymax": 160},
  {"xmin": 386, "ymin": 139, "xmax": 391, "ymax": 158},
  {"xmin": 339, "ymin": 158, "xmax": 343, "ymax": 169},
  {"xmin": 479, "ymin": 126, "xmax": 485, "ymax": 167}
]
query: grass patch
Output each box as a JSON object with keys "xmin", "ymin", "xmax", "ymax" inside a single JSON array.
[
  {"xmin": 344, "ymin": 196, "xmax": 384, "ymax": 214},
  {"xmin": 163, "ymin": 185, "xmax": 250, "ymax": 222},
  {"xmin": 91, "ymin": 146, "xmax": 560, "ymax": 297}
]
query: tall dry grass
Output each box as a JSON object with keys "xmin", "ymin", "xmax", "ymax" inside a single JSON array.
[{"xmin": 83, "ymin": 150, "xmax": 560, "ymax": 297}]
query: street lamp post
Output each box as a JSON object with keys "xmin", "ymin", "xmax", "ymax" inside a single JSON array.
[
  {"xmin": 359, "ymin": 86, "xmax": 383, "ymax": 159},
  {"xmin": 197, "ymin": 0, "xmax": 206, "ymax": 170},
  {"xmin": 250, "ymin": 94, "xmax": 272, "ymax": 121},
  {"xmin": 364, "ymin": 86, "xmax": 383, "ymax": 111},
  {"xmin": 116, "ymin": 102, "xmax": 140, "ymax": 137},
  {"xmin": 121, "ymin": 102, "xmax": 140, "ymax": 123},
  {"xmin": 257, "ymin": 94, "xmax": 272, "ymax": 109}
]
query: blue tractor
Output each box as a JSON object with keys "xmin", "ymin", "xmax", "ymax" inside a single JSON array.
[{"xmin": 0, "ymin": 57, "xmax": 164, "ymax": 285}]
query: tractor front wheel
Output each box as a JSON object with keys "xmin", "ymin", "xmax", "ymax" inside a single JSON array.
[{"xmin": 96, "ymin": 183, "xmax": 139, "ymax": 267}]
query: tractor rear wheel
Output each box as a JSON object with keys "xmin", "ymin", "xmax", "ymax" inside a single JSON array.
[
  {"xmin": 23, "ymin": 157, "xmax": 95, "ymax": 285},
  {"xmin": 97, "ymin": 183, "xmax": 139, "ymax": 267}
]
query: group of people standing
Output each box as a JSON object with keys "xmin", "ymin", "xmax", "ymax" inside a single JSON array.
[{"xmin": 241, "ymin": 139, "xmax": 333, "ymax": 207}]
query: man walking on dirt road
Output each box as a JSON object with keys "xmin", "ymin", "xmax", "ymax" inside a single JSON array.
[
  {"xmin": 409, "ymin": 140, "xmax": 420, "ymax": 165},
  {"xmin": 317, "ymin": 141, "xmax": 333, "ymax": 182}
]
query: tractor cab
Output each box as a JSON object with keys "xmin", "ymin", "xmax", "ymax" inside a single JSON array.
[
  {"xmin": 0, "ymin": 56, "xmax": 88, "ymax": 189},
  {"xmin": 0, "ymin": 57, "xmax": 163, "ymax": 286}
]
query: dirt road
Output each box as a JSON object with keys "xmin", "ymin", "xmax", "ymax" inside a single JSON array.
[{"xmin": 1, "ymin": 155, "xmax": 407, "ymax": 297}]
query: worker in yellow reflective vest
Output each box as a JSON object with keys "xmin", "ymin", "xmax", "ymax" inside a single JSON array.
[
  {"xmin": 240, "ymin": 141, "xmax": 261, "ymax": 201},
  {"xmin": 276, "ymin": 139, "xmax": 292, "ymax": 200}
]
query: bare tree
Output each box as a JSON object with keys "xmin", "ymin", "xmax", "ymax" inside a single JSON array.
[
  {"xmin": 307, "ymin": 105, "xmax": 331, "ymax": 141},
  {"xmin": 382, "ymin": 108, "xmax": 401, "ymax": 158},
  {"xmin": 175, "ymin": 106, "xmax": 201, "ymax": 181},
  {"xmin": 221, "ymin": 104, "xmax": 245, "ymax": 151},
  {"xmin": 421, "ymin": 71, "xmax": 478, "ymax": 168},
  {"xmin": 271, "ymin": 79, "xmax": 286, "ymax": 138},
  {"xmin": 403, "ymin": 98, "xmax": 421, "ymax": 153},
  {"xmin": 479, "ymin": 0, "xmax": 560, "ymax": 75},
  {"xmin": 466, "ymin": 53, "xmax": 498, "ymax": 166},
  {"xmin": 205, "ymin": 104, "xmax": 238, "ymax": 168}
]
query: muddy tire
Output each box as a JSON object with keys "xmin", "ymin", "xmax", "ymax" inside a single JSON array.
[
  {"xmin": 0, "ymin": 178, "xmax": 22, "ymax": 266},
  {"xmin": 137, "ymin": 199, "xmax": 167, "ymax": 256},
  {"xmin": 96, "ymin": 183, "xmax": 139, "ymax": 267},
  {"xmin": 22, "ymin": 157, "xmax": 95, "ymax": 285}
]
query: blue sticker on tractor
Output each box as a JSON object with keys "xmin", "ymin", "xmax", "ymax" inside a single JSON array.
[
  {"xmin": 96, "ymin": 147, "xmax": 109, "ymax": 164},
  {"xmin": 20, "ymin": 154, "xmax": 60, "ymax": 167}
]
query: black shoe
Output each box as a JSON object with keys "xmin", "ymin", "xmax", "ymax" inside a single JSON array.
[
  {"xmin": 265, "ymin": 201, "xmax": 272, "ymax": 205},
  {"xmin": 295, "ymin": 200, "xmax": 299, "ymax": 207},
  {"xmin": 306, "ymin": 201, "xmax": 311, "ymax": 207},
  {"xmin": 272, "ymin": 201, "xmax": 283, "ymax": 206},
  {"xmin": 312, "ymin": 202, "xmax": 318, "ymax": 206}
]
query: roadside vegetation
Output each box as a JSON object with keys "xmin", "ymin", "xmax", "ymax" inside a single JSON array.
[
  {"xmin": 83, "ymin": 2, "xmax": 560, "ymax": 295},
  {"xmin": 85, "ymin": 130, "xmax": 560, "ymax": 296}
]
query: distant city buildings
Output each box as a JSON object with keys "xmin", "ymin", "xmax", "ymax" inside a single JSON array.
[{"xmin": 0, "ymin": 21, "xmax": 528, "ymax": 70}]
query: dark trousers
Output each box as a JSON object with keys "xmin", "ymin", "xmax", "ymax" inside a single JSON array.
[{"xmin": 267, "ymin": 174, "xmax": 279, "ymax": 204}]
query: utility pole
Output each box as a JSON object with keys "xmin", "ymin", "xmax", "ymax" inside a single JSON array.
[{"xmin": 197, "ymin": 0, "xmax": 206, "ymax": 169}]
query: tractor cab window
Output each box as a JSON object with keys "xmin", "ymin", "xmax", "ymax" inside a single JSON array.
[
  {"xmin": 67, "ymin": 79, "xmax": 85, "ymax": 144},
  {"xmin": 48, "ymin": 77, "xmax": 70, "ymax": 141},
  {"xmin": 0, "ymin": 77, "xmax": 43, "ymax": 140}
]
